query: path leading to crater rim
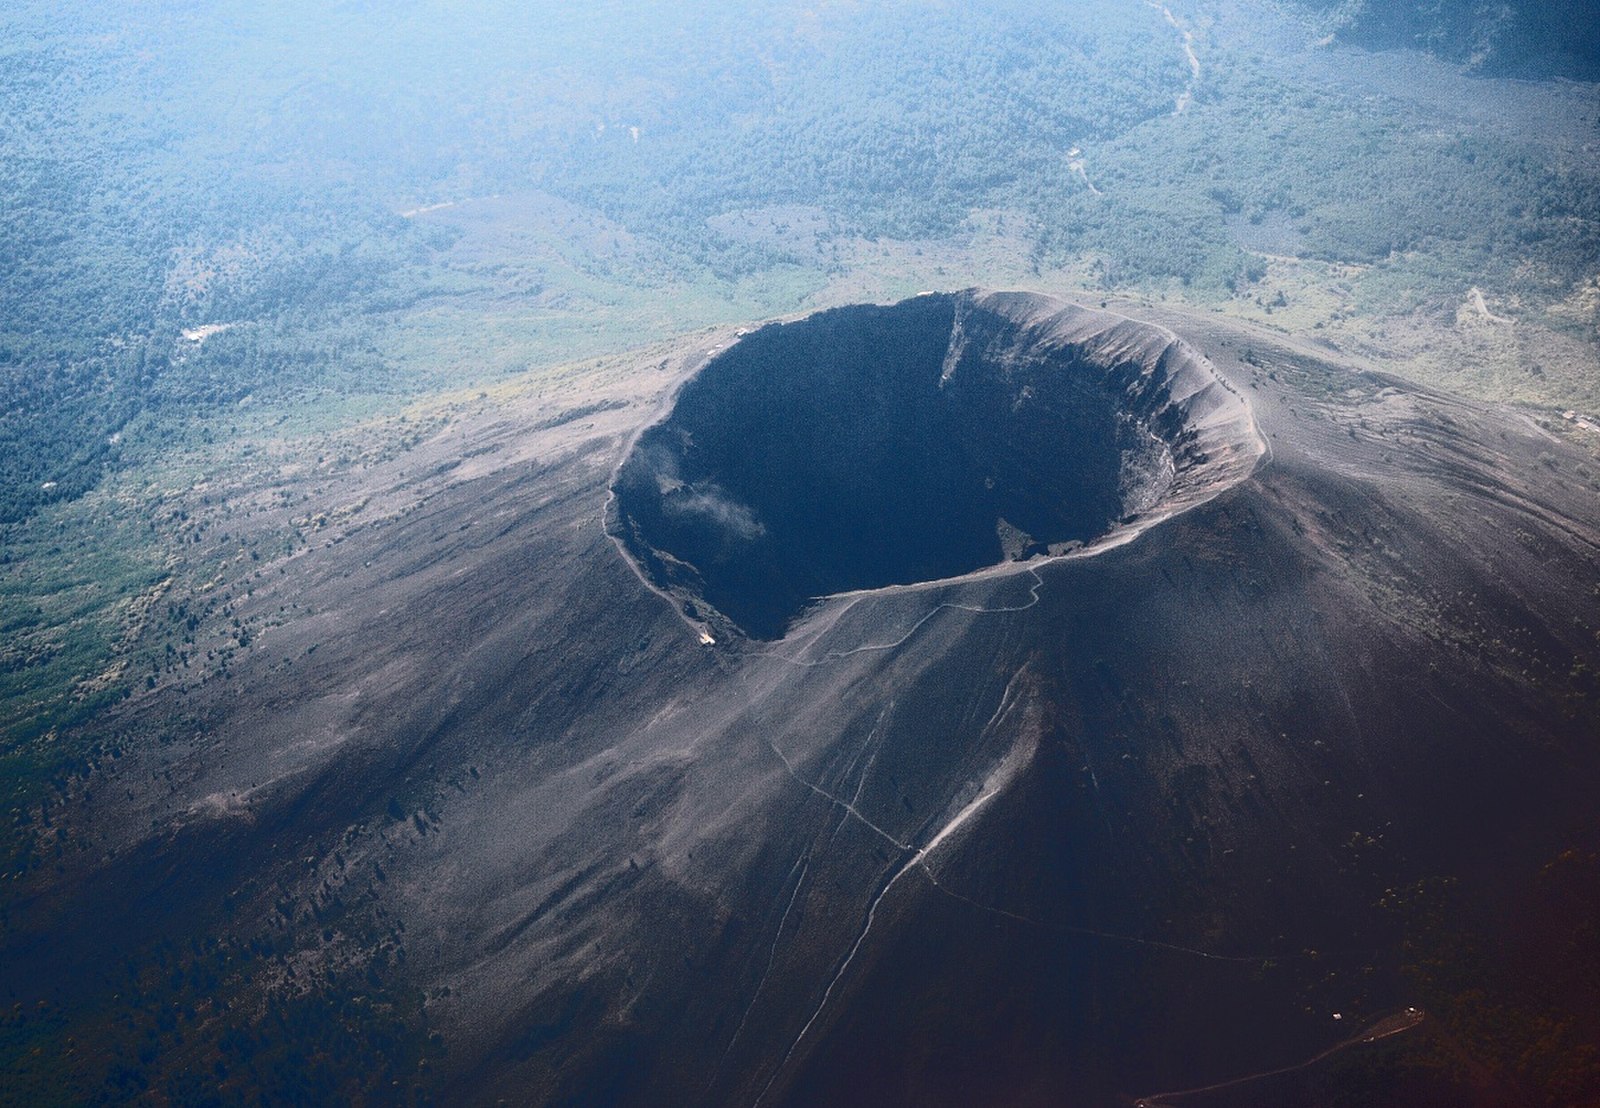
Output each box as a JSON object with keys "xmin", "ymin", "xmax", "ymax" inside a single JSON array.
[
  {"xmin": 752, "ymin": 679, "xmax": 1034, "ymax": 1108},
  {"xmin": 753, "ymin": 566, "xmax": 1046, "ymax": 669}
]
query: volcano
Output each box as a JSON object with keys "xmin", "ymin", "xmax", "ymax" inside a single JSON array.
[{"xmin": 5, "ymin": 291, "xmax": 1599, "ymax": 1106}]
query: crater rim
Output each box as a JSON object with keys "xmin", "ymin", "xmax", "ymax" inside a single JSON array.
[{"xmin": 607, "ymin": 289, "xmax": 1265, "ymax": 642}]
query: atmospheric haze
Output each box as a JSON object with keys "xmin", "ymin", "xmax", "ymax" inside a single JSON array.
[{"xmin": 2, "ymin": 1, "xmax": 1599, "ymax": 1105}]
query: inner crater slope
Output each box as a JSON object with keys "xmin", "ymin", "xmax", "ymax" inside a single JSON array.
[{"xmin": 611, "ymin": 290, "xmax": 1263, "ymax": 639}]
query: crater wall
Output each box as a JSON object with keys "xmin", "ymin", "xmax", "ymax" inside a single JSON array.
[{"xmin": 612, "ymin": 290, "xmax": 1262, "ymax": 639}]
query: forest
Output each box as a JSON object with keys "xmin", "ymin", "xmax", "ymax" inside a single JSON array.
[
  {"xmin": 1307, "ymin": 0, "xmax": 1600, "ymax": 79},
  {"xmin": 6, "ymin": 0, "xmax": 1598, "ymax": 527}
]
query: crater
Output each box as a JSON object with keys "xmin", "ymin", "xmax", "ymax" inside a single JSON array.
[{"xmin": 612, "ymin": 290, "xmax": 1262, "ymax": 640}]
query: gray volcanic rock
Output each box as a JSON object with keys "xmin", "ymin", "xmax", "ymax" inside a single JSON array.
[{"xmin": 4, "ymin": 292, "xmax": 1598, "ymax": 1105}]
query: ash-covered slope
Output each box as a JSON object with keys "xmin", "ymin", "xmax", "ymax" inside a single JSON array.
[{"xmin": 4, "ymin": 293, "xmax": 1599, "ymax": 1105}]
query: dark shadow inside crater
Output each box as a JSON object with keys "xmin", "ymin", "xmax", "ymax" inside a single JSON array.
[{"xmin": 613, "ymin": 293, "xmax": 1184, "ymax": 639}]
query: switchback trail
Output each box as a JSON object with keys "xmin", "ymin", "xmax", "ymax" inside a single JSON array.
[{"xmin": 753, "ymin": 566, "xmax": 1046, "ymax": 669}]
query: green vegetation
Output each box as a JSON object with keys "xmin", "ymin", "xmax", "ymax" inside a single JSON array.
[
  {"xmin": 0, "ymin": 894, "xmax": 442, "ymax": 1105},
  {"xmin": 1302, "ymin": 0, "xmax": 1600, "ymax": 79},
  {"xmin": 4, "ymin": 0, "xmax": 1596, "ymax": 508}
]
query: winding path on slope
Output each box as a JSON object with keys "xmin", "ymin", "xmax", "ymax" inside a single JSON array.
[{"xmin": 1131, "ymin": 1008, "xmax": 1427, "ymax": 1106}]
